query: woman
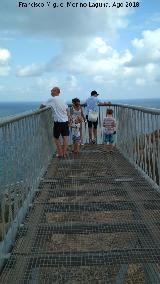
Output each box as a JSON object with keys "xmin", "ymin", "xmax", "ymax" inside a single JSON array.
[{"xmin": 70, "ymin": 98, "xmax": 85, "ymax": 145}]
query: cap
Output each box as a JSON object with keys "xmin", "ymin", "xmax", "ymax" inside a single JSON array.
[{"xmin": 91, "ymin": 90, "xmax": 99, "ymax": 96}]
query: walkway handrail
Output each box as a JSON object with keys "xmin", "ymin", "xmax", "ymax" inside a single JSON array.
[
  {"xmin": 111, "ymin": 104, "xmax": 160, "ymax": 187},
  {"xmin": 69, "ymin": 103, "xmax": 160, "ymax": 114},
  {"xmin": 109, "ymin": 103, "xmax": 160, "ymax": 114},
  {"xmin": 0, "ymin": 107, "xmax": 50, "ymax": 127},
  {"xmin": 0, "ymin": 107, "xmax": 54, "ymax": 269}
]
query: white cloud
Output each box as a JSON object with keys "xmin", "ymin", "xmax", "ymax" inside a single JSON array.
[
  {"xmin": 16, "ymin": 63, "xmax": 47, "ymax": 77},
  {"xmin": 114, "ymin": 28, "xmax": 160, "ymax": 87},
  {"xmin": 12, "ymin": 28, "xmax": 160, "ymax": 94},
  {"xmin": 53, "ymin": 37, "xmax": 133, "ymax": 81},
  {"xmin": 0, "ymin": 0, "xmax": 131, "ymax": 38},
  {"xmin": 0, "ymin": 48, "xmax": 11, "ymax": 76},
  {"xmin": 64, "ymin": 75, "xmax": 79, "ymax": 91},
  {"xmin": 89, "ymin": 37, "xmax": 112, "ymax": 55},
  {"xmin": 36, "ymin": 77, "xmax": 59, "ymax": 89},
  {"xmin": 0, "ymin": 48, "xmax": 10, "ymax": 61},
  {"xmin": 135, "ymin": 78, "xmax": 146, "ymax": 86},
  {"xmin": 0, "ymin": 66, "xmax": 10, "ymax": 76},
  {"xmin": 93, "ymin": 75, "xmax": 117, "ymax": 85},
  {"xmin": 130, "ymin": 28, "xmax": 160, "ymax": 66}
]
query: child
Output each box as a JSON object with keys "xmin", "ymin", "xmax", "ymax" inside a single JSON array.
[
  {"xmin": 70, "ymin": 98, "xmax": 85, "ymax": 145},
  {"xmin": 103, "ymin": 109, "xmax": 116, "ymax": 153}
]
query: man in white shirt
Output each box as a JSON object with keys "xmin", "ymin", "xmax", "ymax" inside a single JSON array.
[{"xmin": 40, "ymin": 87, "xmax": 69, "ymax": 158}]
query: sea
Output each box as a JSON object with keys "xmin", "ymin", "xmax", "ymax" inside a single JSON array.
[
  {"xmin": 0, "ymin": 102, "xmax": 40, "ymax": 118},
  {"xmin": 0, "ymin": 99, "xmax": 160, "ymax": 118}
]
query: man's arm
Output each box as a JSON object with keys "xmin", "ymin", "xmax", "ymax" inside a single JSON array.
[
  {"xmin": 98, "ymin": 101, "xmax": 112, "ymax": 106},
  {"xmin": 40, "ymin": 104, "xmax": 46, "ymax": 109}
]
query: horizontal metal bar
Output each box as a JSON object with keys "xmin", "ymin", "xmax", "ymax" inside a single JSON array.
[
  {"xmin": 10, "ymin": 249, "xmax": 160, "ymax": 266},
  {"xmin": 36, "ymin": 222, "xmax": 148, "ymax": 234},
  {"xmin": 44, "ymin": 202, "xmax": 135, "ymax": 212},
  {"xmin": 69, "ymin": 103, "xmax": 160, "ymax": 114},
  {"xmin": 0, "ymin": 107, "xmax": 50, "ymax": 127}
]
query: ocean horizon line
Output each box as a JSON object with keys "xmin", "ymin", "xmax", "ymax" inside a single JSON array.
[
  {"xmin": 0, "ymin": 97, "xmax": 160, "ymax": 104},
  {"xmin": 1, "ymin": 98, "xmax": 160, "ymax": 118}
]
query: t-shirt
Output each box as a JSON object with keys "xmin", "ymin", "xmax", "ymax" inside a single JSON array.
[
  {"xmin": 85, "ymin": 97, "xmax": 100, "ymax": 115},
  {"xmin": 103, "ymin": 116, "xmax": 116, "ymax": 134},
  {"xmin": 44, "ymin": 96, "xmax": 68, "ymax": 122}
]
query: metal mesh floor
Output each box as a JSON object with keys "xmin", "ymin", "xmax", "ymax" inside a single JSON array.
[{"xmin": 1, "ymin": 145, "xmax": 160, "ymax": 283}]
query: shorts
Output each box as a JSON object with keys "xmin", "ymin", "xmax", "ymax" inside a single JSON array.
[
  {"xmin": 103, "ymin": 133, "xmax": 114, "ymax": 144},
  {"xmin": 53, "ymin": 121, "xmax": 69, "ymax": 139},
  {"xmin": 72, "ymin": 135, "xmax": 81, "ymax": 143},
  {"xmin": 86, "ymin": 115, "xmax": 98, "ymax": 129}
]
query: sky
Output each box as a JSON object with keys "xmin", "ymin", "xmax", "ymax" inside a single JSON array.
[{"xmin": 0, "ymin": 0, "xmax": 160, "ymax": 102}]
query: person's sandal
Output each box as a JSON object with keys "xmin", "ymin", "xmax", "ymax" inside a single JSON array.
[{"xmin": 56, "ymin": 154, "xmax": 63, "ymax": 158}]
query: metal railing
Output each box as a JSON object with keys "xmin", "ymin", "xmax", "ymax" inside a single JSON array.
[
  {"xmin": 112, "ymin": 104, "xmax": 160, "ymax": 186},
  {"xmin": 0, "ymin": 107, "xmax": 54, "ymax": 269},
  {"xmin": 75, "ymin": 104, "xmax": 160, "ymax": 187},
  {"xmin": 66, "ymin": 103, "xmax": 160, "ymax": 187},
  {"xmin": 0, "ymin": 103, "xmax": 160, "ymax": 269}
]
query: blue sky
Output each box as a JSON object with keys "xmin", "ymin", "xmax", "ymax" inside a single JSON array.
[{"xmin": 0, "ymin": 0, "xmax": 160, "ymax": 102}]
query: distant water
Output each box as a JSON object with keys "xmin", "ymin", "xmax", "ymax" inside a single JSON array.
[
  {"xmin": 0, "ymin": 102, "xmax": 40, "ymax": 118},
  {"xmin": 0, "ymin": 99, "xmax": 160, "ymax": 118},
  {"xmin": 113, "ymin": 98, "xmax": 160, "ymax": 109}
]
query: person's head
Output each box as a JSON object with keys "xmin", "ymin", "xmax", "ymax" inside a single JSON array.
[
  {"xmin": 72, "ymin": 98, "xmax": 80, "ymax": 107},
  {"xmin": 107, "ymin": 109, "xmax": 113, "ymax": 116},
  {"xmin": 51, "ymin": 87, "xmax": 60, "ymax": 97},
  {"xmin": 91, "ymin": 90, "xmax": 99, "ymax": 97}
]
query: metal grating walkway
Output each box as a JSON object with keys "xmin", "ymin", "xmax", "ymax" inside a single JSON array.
[{"xmin": 1, "ymin": 145, "xmax": 160, "ymax": 283}]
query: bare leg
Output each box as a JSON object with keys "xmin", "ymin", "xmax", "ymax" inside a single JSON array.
[
  {"xmin": 110, "ymin": 143, "xmax": 113, "ymax": 152},
  {"xmin": 106, "ymin": 144, "xmax": 110, "ymax": 152},
  {"xmin": 71, "ymin": 143, "xmax": 74, "ymax": 152},
  {"xmin": 54, "ymin": 138, "xmax": 63, "ymax": 156},
  {"xmin": 63, "ymin": 136, "xmax": 68, "ymax": 156},
  {"xmin": 73, "ymin": 141, "xmax": 78, "ymax": 158},
  {"xmin": 93, "ymin": 128, "xmax": 97, "ymax": 143},
  {"xmin": 73, "ymin": 141, "xmax": 76, "ymax": 153},
  {"xmin": 77, "ymin": 143, "xmax": 79, "ymax": 153},
  {"xmin": 107, "ymin": 144, "xmax": 113, "ymax": 152},
  {"xmin": 80, "ymin": 126, "xmax": 82, "ymax": 144},
  {"xmin": 73, "ymin": 141, "xmax": 79, "ymax": 153},
  {"xmin": 89, "ymin": 127, "xmax": 92, "ymax": 143},
  {"xmin": 103, "ymin": 143, "xmax": 107, "ymax": 152}
]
